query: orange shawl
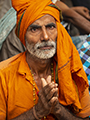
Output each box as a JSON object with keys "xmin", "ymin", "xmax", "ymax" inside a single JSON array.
[{"xmin": 11, "ymin": 0, "xmax": 89, "ymax": 113}]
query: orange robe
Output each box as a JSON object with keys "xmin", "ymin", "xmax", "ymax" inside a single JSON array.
[{"xmin": 0, "ymin": 52, "xmax": 90, "ymax": 120}]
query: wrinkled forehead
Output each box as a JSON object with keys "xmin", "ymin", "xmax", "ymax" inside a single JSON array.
[{"xmin": 28, "ymin": 14, "xmax": 56, "ymax": 27}]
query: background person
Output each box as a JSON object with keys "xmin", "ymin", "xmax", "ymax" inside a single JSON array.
[{"xmin": 60, "ymin": 0, "xmax": 90, "ymax": 35}]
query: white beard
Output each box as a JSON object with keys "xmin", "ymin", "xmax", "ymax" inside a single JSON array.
[{"xmin": 26, "ymin": 40, "xmax": 56, "ymax": 59}]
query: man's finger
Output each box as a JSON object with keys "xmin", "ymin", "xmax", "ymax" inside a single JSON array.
[
  {"xmin": 48, "ymin": 97, "xmax": 58, "ymax": 107},
  {"xmin": 46, "ymin": 88, "xmax": 58, "ymax": 101},
  {"xmin": 41, "ymin": 78, "xmax": 47, "ymax": 87},
  {"xmin": 44, "ymin": 82, "xmax": 58, "ymax": 95},
  {"xmin": 46, "ymin": 75, "xmax": 51, "ymax": 84}
]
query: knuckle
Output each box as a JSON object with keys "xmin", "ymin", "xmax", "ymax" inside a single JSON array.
[
  {"xmin": 48, "ymin": 97, "xmax": 57, "ymax": 106},
  {"xmin": 44, "ymin": 103, "xmax": 49, "ymax": 109},
  {"xmin": 46, "ymin": 88, "xmax": 58, "ymax": 100},
  {"xmin": 46, "ymin": 93, "xmax": 52, "ymax": 100}
]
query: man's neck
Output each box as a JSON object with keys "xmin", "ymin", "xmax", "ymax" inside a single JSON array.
[{"xmin": 26, "ymin": 51, "xmax": 52, "ymax": 77}]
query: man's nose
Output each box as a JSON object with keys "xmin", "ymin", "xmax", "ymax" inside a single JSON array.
[{"xmin": 41, "ymin": 26, "xmax": 49, "ymax": 41}]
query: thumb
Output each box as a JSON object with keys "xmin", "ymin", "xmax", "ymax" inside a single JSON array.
[
  {"xmin": 46, "ymin": 75, "xmax": 52, "ymax": 84},
  {"xmin": 41, "ymin": 78, "xmax": 47, "ymax": 87}
]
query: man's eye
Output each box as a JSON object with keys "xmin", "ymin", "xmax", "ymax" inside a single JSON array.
[
  {"xmin": 47, "ymin": 25, "xmax": 55, "ymax": 29},
  {"xmin": 30, "ymin": 27, "xmax": 38, "ymax": 32}
]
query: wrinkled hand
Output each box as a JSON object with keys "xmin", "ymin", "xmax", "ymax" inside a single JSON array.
[
  {"xmin": 35, "ymin": 75, "xmax": 58, "ymax": 119},
  {"xmin": 71, "ymin": 6, "xmax": 90, "ymax": 20}
]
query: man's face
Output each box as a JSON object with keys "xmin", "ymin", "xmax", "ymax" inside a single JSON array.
[{"xmin": 25, "ymin": 14, "xmax": 57, "ymax": 59}]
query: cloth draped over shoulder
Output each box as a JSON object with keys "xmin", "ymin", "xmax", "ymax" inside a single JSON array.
[
  {"xmin": 0, "ymin": 7, "xmax": 16, "ymax": 49},
  {"xmin": 11, "ymin": 0, "xmax": 89, "ymax": 114}
]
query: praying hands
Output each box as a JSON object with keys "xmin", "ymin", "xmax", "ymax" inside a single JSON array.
[{"xmin": 35, "ymin": 75, "xmax": 58, "ymax": 119}]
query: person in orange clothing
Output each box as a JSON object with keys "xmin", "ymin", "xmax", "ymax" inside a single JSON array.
[{"xmin": 0, "ymin": 0, "xmax": 90, "ymax": 120}]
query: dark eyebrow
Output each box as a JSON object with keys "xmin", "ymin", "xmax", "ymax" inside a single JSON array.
[
  {"xmin": 29, "ymin": 24, "xmax": 41, "ymax": 28},
  {"xmin": 45, "ymin": 23, "xmax": 56, "ymax": 27},
  {"xmin": 29, "ymin": 22, "xmax": 56, "ymax": 28}
]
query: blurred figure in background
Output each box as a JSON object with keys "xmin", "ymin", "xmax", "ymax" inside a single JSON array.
[
  {"xmin": 60, "ymin": 0, "xmax": 90, "ymax": 36},
  {"xmin": 0, "ymin": 0, "xmax": 11, "ymax": 18},
  {"xmin": 71, "ymin": 0, "xmax": 90, "ymax": 11},
  {"xmin": 0, "ymin": 0, "xmax": 25, "ymax": 61}
]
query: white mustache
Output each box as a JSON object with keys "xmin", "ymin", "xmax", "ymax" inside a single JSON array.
[
  {"xmin": 26, "ymin": 39, "xmax": 56, "ymax": 59},
  {"xmin": 34, "ymin": 41, "xmax": 56, "ymax": 50}
]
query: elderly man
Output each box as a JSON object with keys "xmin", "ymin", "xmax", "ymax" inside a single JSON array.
[{"xmin": 0, "ymin": 0, "xmax": 90, "ymax": 120}]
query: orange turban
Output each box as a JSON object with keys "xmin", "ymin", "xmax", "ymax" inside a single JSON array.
[
  {"xmin": 12, "ymin": 0, "xmax": 89, "ymax": 113},
  {"xmin": 11, "ymin": 0, "xmax": 62, "ymax": 46}
]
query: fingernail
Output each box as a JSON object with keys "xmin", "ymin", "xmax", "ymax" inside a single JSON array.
[
  {"xmin": 41, "ymin": 78, "xmax": 45, "ymax": 81},
  {"xmin": 56, "ymin": 83, "xmax": 58, "ymax": 86},
  {"xmin": 48, "ymin": 75, "xmax": 51, "ymax": 78}
]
